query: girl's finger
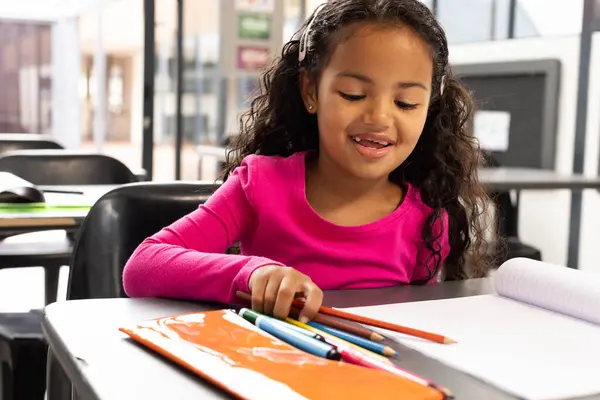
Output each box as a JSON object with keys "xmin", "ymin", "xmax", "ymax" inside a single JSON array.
[
  {"xmin": 262, "ymin": 271, "xmax": 284, "ymax": 316},
  {"xmin": 272, "ymin": 274, "xmax": 299, "ymax": 320},
  {"xmin": 298, "ymin": 282, "xmax": 323, "ymax": 323}
]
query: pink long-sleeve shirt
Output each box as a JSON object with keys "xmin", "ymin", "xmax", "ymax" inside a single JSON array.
[{"xmin": 122, "ymin": 151, "xmax": 450, "ymax": 304}]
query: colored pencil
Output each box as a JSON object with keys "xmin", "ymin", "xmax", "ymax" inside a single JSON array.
[
  {"xmin": 307, "ymin": 320, "xmax": 397, "ymax": 357},
  {"xmin": 286, "ymin": 317, "xmax": 452, "ymax": 398},
  {"xmin": 235, "ymin": 291, "xmax": 384, "ymax": 342},
  {"xmin": 287, "ymin": 305, "xmax": 384, "ymax": 342},
  {"xmin": 337, "ymin": 346, "xmax": 454, "ymax": 399},
  {"xmin": 289, "ymin": 298, "xmax": 456, "ymax": 345},
  {"xmin": 239, "ymin": 308, "xmax": 341, "ymax": 360},
  {"xmin": 234, "ymin": 290, "xmax": 455, "ymax": 344},
  {"xmin": 288, "ymin": 306, "xmax": 385, "ymax": 342},
  {"xmin": 285, "ymin": 317, "xmax": 393, "ymax": 364},
  {"xmin": 287, "ymin": 305, "xmax": 386, "ymax": 342}
]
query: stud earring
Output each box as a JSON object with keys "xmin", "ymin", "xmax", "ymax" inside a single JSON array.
[{"xmin": 308, "ymin": 104, "xmax": 314, "ymax": 111}]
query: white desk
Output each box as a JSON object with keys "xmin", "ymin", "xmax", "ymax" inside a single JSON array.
[
  {"xmin": 0, "ymin": 185, "xmax": 118, "ymax": 235},
  {"xmin": 43, "ymin": 279, "xmax": 529, "ymax": 400}
]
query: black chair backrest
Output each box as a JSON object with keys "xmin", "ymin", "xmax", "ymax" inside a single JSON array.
[
  {"xmin": 0, "ymin": 134, "xmax": 63, "ymax": 154},
  {"xmin": 0, "ymin": 150, "xmax": 137, "ymax": 185},
  {"xmin": 66, "ymin": 182, "xmax": 219, "ymax": 300},
  {"xmin": 481, "ymin": 151, "xmax": 517, "ymax": 238}
]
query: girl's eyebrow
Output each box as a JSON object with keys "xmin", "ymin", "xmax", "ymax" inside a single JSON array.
[{"xmin": 335, "ymin": 71, "xmax": 428, "ymax": 91}]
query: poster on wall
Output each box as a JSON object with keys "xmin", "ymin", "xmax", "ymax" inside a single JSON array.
[
  {"xmin": 237, "ymin": 46, "xmax": 271, "ymax": 70},
  {"xmin": 235, "ymin": 0, "xmax": 275, "ymax": 13},
  {"xmin": 237, "ymin": 13, "xmax": 271, "ymax": 40}
]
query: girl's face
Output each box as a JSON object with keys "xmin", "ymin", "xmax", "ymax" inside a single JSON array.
[{"xmin": 302, "ymin": 23, "xmax": 433, "ymax": 182}]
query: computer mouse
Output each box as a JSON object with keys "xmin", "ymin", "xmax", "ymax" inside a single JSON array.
[{"xmin": 0, "ymin": 185, "xmax": 46, "ymax": 203}]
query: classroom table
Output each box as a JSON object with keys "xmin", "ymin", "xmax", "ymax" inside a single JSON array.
[
  {"xmin": 0, "ymin": 185, "xmax": 118, "ymax": 235},
  {"xmin": 43, "ymin": 278, "xmax": 600, "ymax": 400}
]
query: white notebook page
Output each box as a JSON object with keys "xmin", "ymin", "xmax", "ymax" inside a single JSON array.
[{"xmin": 342, "ymin": 260, "xmax": 600, "ymax": 400}]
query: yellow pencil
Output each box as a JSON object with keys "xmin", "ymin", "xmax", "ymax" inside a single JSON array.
[{"xmin": 285, "ymin": 317, "xmax": 394, "ymax": 364}]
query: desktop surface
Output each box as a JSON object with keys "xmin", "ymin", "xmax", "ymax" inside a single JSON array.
[{"xmin": 43, "ymin": 278, "xmax": 597, "ymax": 400}]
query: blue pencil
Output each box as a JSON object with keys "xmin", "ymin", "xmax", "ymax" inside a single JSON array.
[
  {"xmin": 239, "ymin": 308, "xmax": 341, "ymax": 360},
  {"xmin": 307, "ymin": 320, "xmax": 398, "ymax": 357},
  {"xmin": 241, "ymin": 309, "xmax": 327, "ymax": 342},
  {"xmin": 275, "ymin": 320, "xmax": 327, "ymax": 342}
]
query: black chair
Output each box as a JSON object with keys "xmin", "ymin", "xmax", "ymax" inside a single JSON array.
[
  {"xmin": 46, "ymin": 181, "xmax": 218, "ymax": 399},
  {"xmin": 492, "ymin": 191, "xmax": 542, "ymax": 262},
  {"xmin": 0, "ymin": 134, "xmax": 63, "ymax": 154},
  {"xmin": 68, "ymin": 182, "xmax": 216, "ymax": 299},
  {"xmin": 483, "ymin": 152, "xmax": 542, "ymax": 264},
  {"xmin": 0, "ymin": 150, "xmax": 136, "ymax": 186},
  {"xmin": 0, "ymin": 150, "xmax": 139, "ymax": 303},
  {"xmin": 0, "ymin": 151, "xmax": 139, "ymax": 400}
]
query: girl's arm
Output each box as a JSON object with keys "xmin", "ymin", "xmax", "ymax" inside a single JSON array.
[{"xmin": 122, "ymin": 160, "xmax": 283, "ymax": 304}]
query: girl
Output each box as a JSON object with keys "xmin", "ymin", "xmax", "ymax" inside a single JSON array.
[{"xmin": 123, "ymin": 0, "xmax": 492, "ymax": 323}]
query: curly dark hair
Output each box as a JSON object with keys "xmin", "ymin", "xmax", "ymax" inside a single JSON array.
[{"xmin": 224, "ymin": 0, "xmax": 495, "ymax": 281}]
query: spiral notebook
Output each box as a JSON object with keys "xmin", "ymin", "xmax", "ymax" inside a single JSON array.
[
  {"xmin": 342, "ymin": 258, "xmax": 600, "ymax": 400},
  {"xmin": 119, "ymin": 308, "xmax": 445, "ymax": 400}
]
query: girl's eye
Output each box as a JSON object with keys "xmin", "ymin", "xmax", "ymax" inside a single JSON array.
[
  {"xmin": 395, "ymin": 100, "xmax": 418, "ymax": 110},
  {"xmin": 338, "ymin": 91, "xmax": 365, "ymax": 101},
  {"xmin": 338, "ymin": 91, "xmax": 418, "ymax": 110}
]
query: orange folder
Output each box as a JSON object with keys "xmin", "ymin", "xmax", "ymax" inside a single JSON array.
[{"xmin": 119, "ymin": 309, "xmax": 446, "ymax": 400}]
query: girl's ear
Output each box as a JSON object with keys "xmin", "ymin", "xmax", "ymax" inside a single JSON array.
[{"xmin": 299, "ymin": 69, "xmax": 318, "ymax": 114}]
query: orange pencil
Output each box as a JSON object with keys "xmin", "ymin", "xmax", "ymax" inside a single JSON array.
[{"xmin": 290, "ymin": 299, "xmax": 456, "ymax": 344}]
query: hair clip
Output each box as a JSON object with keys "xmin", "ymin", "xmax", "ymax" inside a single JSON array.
[
  {"xmin": 440, "ymin": 75, "xmax": 446, "ymax": 95},
  {"xmin": 298, "ymin": 4, "xmax": 326, "ymax": 64}
]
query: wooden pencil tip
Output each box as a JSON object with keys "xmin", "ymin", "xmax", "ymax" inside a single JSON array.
[
  {"xmin": 443, "ymin": 337, "xmax": 457, "ymax": 344},
  {"xmin": 371, "ymin": 332, "xmax": 385, "ymax": 342},
  {"xmin": 383, "ymin": 347, "xmax": 397, "ymax": 357}
]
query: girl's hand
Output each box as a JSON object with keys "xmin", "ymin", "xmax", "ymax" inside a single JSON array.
[{"xmin": 249, "ymin": 265, "xmax": 323, "ymax": 323}]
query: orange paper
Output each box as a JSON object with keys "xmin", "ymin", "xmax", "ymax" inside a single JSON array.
[{"xmin": 119, "ymin": 309, "xmax": 445, "ymax": 400}]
